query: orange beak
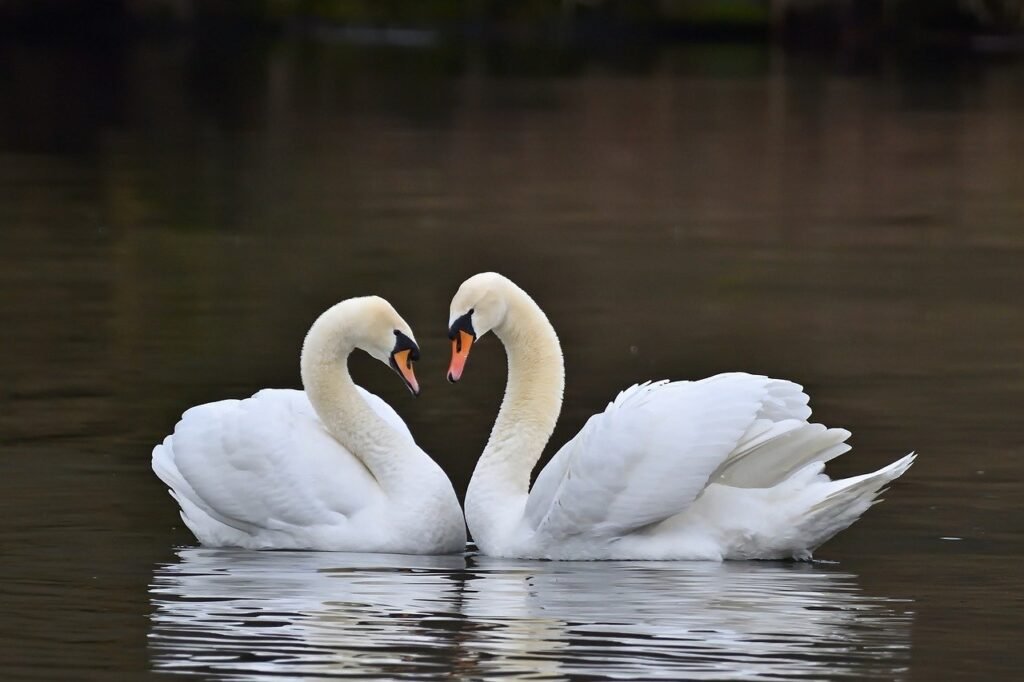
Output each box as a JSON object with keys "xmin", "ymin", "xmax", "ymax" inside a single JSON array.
[
  {"xmin": 447, "ymin": 330, "xmax": 474, "ymax": 383},
  {"xmin": 391, "ymin": 349, "xmax": 420, "ymax": 396}
]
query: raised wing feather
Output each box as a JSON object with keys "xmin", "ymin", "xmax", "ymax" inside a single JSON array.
[
  {"xmin": 523, "ymin": 373, "xmax": 811, "ymax": 541},
  {"xmin": 161, "ymin": 388, "xmax": 406, "ymax": 535}
]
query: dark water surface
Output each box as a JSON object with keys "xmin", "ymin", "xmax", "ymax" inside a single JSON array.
[{"xmin": 1, "ymin": 36, "xmax": 1022, "ymax": 680}]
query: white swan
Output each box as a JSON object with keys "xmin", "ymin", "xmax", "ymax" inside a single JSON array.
[
  {"xmin": 446, "ymin": 273, "xmax": 915, "ymax": 560},
  {"xmin": 152, "ymin": 296, "xmax": 466, "ymax": 554}
]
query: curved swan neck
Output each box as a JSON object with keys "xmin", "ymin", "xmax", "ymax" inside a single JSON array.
[
  {"xmin": 465, "ymin": 283, "xmax": 565, "ymax": 546},
  {"xmin": 300, "ymin": 301, "xmax": 410, "ymax": 489}
]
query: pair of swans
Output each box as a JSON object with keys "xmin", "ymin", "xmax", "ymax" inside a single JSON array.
[{"xmin": 153, "ymin": 273, "xmax": 915, "ymax": 560}]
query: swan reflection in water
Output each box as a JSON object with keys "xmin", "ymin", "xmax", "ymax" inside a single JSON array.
[{"xmin": 149, "ymin": 549, "xmax": 912, "ymax": 680}]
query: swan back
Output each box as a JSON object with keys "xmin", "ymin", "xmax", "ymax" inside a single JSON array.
[
  {"xmin": 152, "ymin": 387, "xmax": 466, "ymax": 552},
  {"xmin": 155, "ymin": 389, "xmax": 385, "ymax": 539}
]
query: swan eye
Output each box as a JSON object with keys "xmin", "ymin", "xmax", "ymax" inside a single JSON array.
[
  {"xmin": 391, "ymin": 330, "xmax": 420, "ymax": 362},
  {"xmin": 448, "ymin": 309, "xmax": 476, "ymax": 346}
]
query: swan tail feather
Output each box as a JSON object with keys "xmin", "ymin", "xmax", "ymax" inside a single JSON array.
[{"xmin": 796, "ymin": 452, "xmax": 916, "ymax": 554}]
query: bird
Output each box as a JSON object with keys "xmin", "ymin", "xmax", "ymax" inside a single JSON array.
[
  {"xmin": 152, "ymin": 295, "xmax": 466, "ymax": 554},
  {"xmin": 445, "ymin": 272, "xmax": 914, "ymax": 560}
]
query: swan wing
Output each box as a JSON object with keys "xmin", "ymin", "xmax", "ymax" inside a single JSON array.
[
  {"xmin": 523, "ymin": 373, "xmax": 817, "ymax": 541},
  {"xmin": 153, "ymin": 387, "xmax": 409, "ymax": 538}
]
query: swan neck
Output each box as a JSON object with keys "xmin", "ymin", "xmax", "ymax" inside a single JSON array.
[
  {"xmin": 300, "ymin": 305, "xmax": 410, "ymax": 489},
  {"xmin": 465, "ymin": 287, "xmax": 565, "ymax": 547}
]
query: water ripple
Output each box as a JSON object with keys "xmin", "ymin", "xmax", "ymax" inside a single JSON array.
[{"xmin": 149, "ymin": 549, "xmax": 912, "ymax": 680}]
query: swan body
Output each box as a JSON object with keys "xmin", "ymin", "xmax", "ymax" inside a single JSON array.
[
  {"xmin": 447, "ymin": 273, "xmax": 915, "ymax": 560},
  {"xmin": 152, "ymin": 296, "xmax": 466, "ymax": 554}
]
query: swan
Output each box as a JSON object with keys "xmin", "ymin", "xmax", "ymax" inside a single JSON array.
[
  {"xmin": 152, "ymin": 296, "xmax": 466, "ymax": 554},
  {"xmin": 446, "ymin": 272, "xmax": 915, "ymax": 560}
]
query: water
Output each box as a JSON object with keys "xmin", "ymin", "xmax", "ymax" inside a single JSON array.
[
  {"xmin": 1, "ymin": 35, "xmax": 1023, "ymax": 680},
  {"xmin": 150, "ymin": 551, "xmax": 911, "ymax": 680}
]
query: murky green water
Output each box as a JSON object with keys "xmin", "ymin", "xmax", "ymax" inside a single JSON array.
[{"xmin": 1, "ymin": 35, "xmax": 1022, "ymax": 680}]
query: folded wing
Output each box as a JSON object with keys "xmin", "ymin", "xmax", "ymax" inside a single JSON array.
[
  {"xmin": 523, "ymin": 373, "xmax": 833, "ymax": 542},
  {"xmin": 152, "ymin": 388, "xmax": 410, "ymax": 541}
]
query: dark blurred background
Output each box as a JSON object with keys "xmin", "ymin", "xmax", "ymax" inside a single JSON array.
[
  {"xmin": 3, "ymin": 0, "xmax": 1024, "ymax": 46},
  {"xmin": 1, "ymin": 2, "xmax": 1023, "ymax": 679}
]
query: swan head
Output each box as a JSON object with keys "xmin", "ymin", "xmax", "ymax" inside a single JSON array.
[
  {"xmin": 309, "ymin": 296, "xmax": 422, "ymax": 396},
  {"xmin": 446, "ymin": 272, "xmax": 511, "ymax": 382},
  {"xmin": 362, "ymin": 297, "xmax": 421, "ymax": 396}
]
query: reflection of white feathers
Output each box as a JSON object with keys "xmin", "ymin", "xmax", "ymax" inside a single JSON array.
[
  {"xmin": 149, "ymin": 549, "xmax": 467, "ymax": 679},
  {"xmin": 149, "ymin": 550, "xmax": 912, "ymax": 680},
  {"xmin": 462, "ymin": 558, "xmax": 912, "ymax": 680}
]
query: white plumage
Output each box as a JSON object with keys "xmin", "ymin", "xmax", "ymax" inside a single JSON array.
[
  {"xmin": 152, "ymin": 297, "xmax": 466, "ymax": 554},
  {"xmin": 449, "ymin": 273, "xmax": 915, "ymax": 560}
]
